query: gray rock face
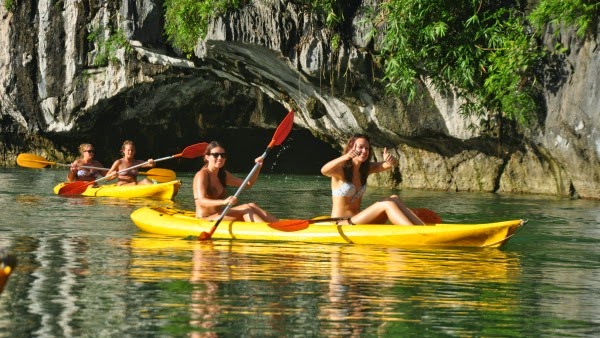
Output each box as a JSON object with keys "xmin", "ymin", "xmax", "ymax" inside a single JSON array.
[
  {"xmin": 540, "ymin": 26, "xmax": 600, "ymax": 199},
  {"xmin": 0, "ymin": 1, "xmax": 598, "ymax": 199}
]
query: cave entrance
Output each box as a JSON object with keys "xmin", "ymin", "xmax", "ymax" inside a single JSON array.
[{"xmin": 185, "ymin": 127, "xmax": 339, "ymax": 175}]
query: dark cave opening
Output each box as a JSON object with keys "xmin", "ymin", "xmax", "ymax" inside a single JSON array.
[
  {"xmin": 177, "ymin": 127, "xmax": 340, "ymax": 175},
  {"xmin": 54, "ymin": 125, "xmax": 340, "ymax": 176}
]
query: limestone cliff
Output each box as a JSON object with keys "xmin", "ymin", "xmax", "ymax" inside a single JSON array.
[{"xmin": 0, "ymin": 1, "xmax": 598, "ymax": 198}]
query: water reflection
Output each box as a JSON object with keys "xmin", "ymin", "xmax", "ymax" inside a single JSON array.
[
  {"xmin": 190, "ymin": 245, "xmax": 219, "ymax": 338},
  {"xmin": 131, "ymin": 238, "xmax": 519, "ymax": 282},
  {"xmin": 13, "ymin": 195, "xmax": 46, "ymax": 206},
  {"xmin": 130, "ymin": 236, "xmax": 521, "ymax": 282},
  {"xmin": 128, "ymin": 235, "xmax": 521, "ymax": 335},
  {"xmin": 2, "ymin": 169, "xmax": 598, "ymax": 336}
]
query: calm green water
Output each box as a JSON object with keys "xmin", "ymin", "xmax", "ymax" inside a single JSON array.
[{"xmin": 0, "ymin": 168, "xmax": 599, "ymax": 337}]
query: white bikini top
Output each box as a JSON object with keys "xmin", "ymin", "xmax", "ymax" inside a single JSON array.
[
  {"xmin": 332, "ymin": 181, "xmax": 366, "ymax": 201},
  {"xmin": 77, "ymin": 169, "xmax": 98, "ymax": 179}
]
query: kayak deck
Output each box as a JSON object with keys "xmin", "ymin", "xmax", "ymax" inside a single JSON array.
[
  {"xmin": 130, "ymin": 206, "xmax": 525, "ymax": 247},
  {"xmin": 53, "ymin": 180, "xmax": 181, "ymax": 199}
]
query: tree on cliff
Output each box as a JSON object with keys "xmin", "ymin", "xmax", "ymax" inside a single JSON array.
[{"xmin": 163, "ymin": 0, "xmax": 599, "ymax": 137}]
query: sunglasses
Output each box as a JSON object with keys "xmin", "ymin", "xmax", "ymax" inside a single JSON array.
[
  {"xmin": 208, "ymin": 152, "xmax": 227, "ymax": 159},
  {"xmin": 84, "ymin": 150, "xmax": 95, "ymax": 153}
]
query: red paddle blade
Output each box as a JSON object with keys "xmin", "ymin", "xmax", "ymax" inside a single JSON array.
[
  {"xmin": 58, "ymin": 181, "xmax": 93, "ymax": 196},
  {"xmin": 179, "ymin": 142, "xmax": 209, "ymax": 159},
  {"xmin": 198, "ymin": 224, "xmax": 218, "ymax": 241},
  {"xmin": 268, "ymin": 110, "xmax": 294, "ymax": 147},
  {"xmin": 0, "ymin": 250, "xmax": 16, "ymax": 293},
  {"xmin": 198, "ymin": 231, "xmax": 211, "ymax": 241},
  {"xmin": 411, "ymin": 208, "xmax": 442, "ymax": 224},
  {"xmin": 268, "ymin": 219, "xmax": 310, "ymax": 232}
]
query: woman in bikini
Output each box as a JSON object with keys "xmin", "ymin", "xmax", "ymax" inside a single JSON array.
[
  {"xmin": 321, "ymin": 134, "xmax": 424, "ymax": 225},
  {"xmin": 193, "ymin": 141, "xmax": 278, "ymax": 222},
  {"xmin": 67, "ymin": 143, "xmax": 104, "ymax": 182},
  {"xmin": 106, "ymin": 140, "xmax": 155, "ymax": 186}
]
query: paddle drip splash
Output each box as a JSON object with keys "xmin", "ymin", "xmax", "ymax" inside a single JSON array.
[{"xmin": 268, "ymin": 139, "xmax": 293, "ymax": 172}]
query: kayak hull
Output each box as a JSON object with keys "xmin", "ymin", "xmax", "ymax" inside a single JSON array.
[
  {"xmin": 53, "ymin": 180, "xmax": 181, "ymax": 199},
  {"xmin": 130, "ymin": 206, "xmax": 525, "ymax": 247}
]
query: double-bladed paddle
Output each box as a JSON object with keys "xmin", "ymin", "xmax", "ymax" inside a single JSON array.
[
  {"xmin": 198, "ymin": 110, "xmax": 295, "ymax": 240},
  {"xmin": 17, "ymin": 153, "xmax": 177, "ymax": 183},
  {"xmin": 137, "ymin": 168, "xmax": 177, "ymax": 183},
  {"xmin": 267, "ymin": 208, "xmax": 443, "ymax": 232},
  {"xmin": 17, "ymin": 153, "xmax": 105, "ymax": 170},
  {"xmin": 58, "ymin": 142, "xmax": 208, "ymax": 196}
]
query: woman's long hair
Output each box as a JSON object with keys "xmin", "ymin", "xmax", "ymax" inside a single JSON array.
[
  {"xmin": 204, "ymin": 141, "xmax": 227, "ymax": 187},
  {"xmin": 342, "ymin": 134, "xmax": 372, "ymax": 185}
]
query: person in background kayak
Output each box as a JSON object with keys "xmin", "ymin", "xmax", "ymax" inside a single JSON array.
[
  {"xmin": 106, "ymin": 140, "xmax": 155, "ymax": 186},
  {"xmin": 193, "ymin": 141, "xmax": 278, "ymax": 222},
  {"xmin": 67, "ymin": 143, "xmax": 104, "ymax": 182},
  {"xmin": 321, "ymin": 134, "xmax": 424, "ymax": 225}
]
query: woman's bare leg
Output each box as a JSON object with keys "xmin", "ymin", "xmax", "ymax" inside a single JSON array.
[
  {"xmin": 389, "ymin": 195, "xmax": 425, "ymax": 225},
  {"xmin": 350, "ymin": 196, "xmax": 421, "ymax": 225},
  {"xmin": 246, "ymin": 202, "xmax": 278, "ymax": 222},
  {"xmin": 138, "ymin": 178, "xmax": 154, "ymax": 185},
  {"xmin": 227, "ymin": 203, "xmax": 278, "ymax": 223}
]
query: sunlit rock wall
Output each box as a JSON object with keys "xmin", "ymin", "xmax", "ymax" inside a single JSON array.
[
  {"xmin": 539, "ymin": 26, "xmax": 600, "ymax": 199},
  {"xmin": 0, "ymin": 0, "xmax": 598, "ymax": 198},
  {"xmin": 194, "ymin": 1, "xmax": 598, "ymax": 198}
]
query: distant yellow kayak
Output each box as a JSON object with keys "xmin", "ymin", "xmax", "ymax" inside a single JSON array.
[
  {"xmin": 130, "ymin": 206, "xmax": 525, "ymax": 247},
  {"xmin": 53, "ymin": 180, "xmax": 181, "ymax": 200}
]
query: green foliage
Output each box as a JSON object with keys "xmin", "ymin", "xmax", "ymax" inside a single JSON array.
[
  {"xmin": 4, "ymin": 0, "xmax": 14, "ymax": 11},
  {"xmin": 163, "ymin": 0, "xmax": 341, "ymax": 52},
  {"xmin": 529, "ymin": 0, "xmax": 599, "ymax": 38},
  {"xmin": 87, "ymin": 28, "xmax": 132, "ymax": 67},
  {"xmin": 308, "ymin": 0, "xmax": 343, "ymax": 28},
  {"xmin": 377, "ymin": 0, "xmax": 545, "ymax": 130},
  {"xmin": 331, "ymin": 33, "xmax": 340, "ymax": 50},
  {"xmin": 160, "ymin": 0, "xmax": 594, "ymax": 133},
  {"xmin": 163, "ymin": 0, "xmax": 244, "ymax": 55}
]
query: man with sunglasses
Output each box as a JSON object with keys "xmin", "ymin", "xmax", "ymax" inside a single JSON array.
[{"xmin": 67, "ymin": 143, "xmax": 105, "ymax": 182}]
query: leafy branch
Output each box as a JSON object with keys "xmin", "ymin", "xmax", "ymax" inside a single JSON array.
[
  {"xmin": 163, "ymin": 0, "xmax": 246, "ymax": 55},
  {"xmin": 529, "ymin": 0, "xmax": 599, "ymax": 39},
  {"xmin": 377, "ymin": 0, "xmax": 546, "ymax": 132},
  {"xmin": 87, "ymin": 27, "xmax": 132, "ymax": 67}
]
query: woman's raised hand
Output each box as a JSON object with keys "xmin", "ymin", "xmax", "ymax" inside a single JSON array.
[
  {"xmin": 347, "ymin": 148, "xmax": 360, "ymax": 159},
  {"xmin": 384, "ymin": 147, "xmax": 399, "ymax": 166}
]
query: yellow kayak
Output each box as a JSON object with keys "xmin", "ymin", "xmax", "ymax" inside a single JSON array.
[
  {"xmin": 53, "ymin": 180, "xmax": 182, "ymax": 199},
  {"xmin": 130, "ymin": 206, "xmax": 526, "ymax": 247}
]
